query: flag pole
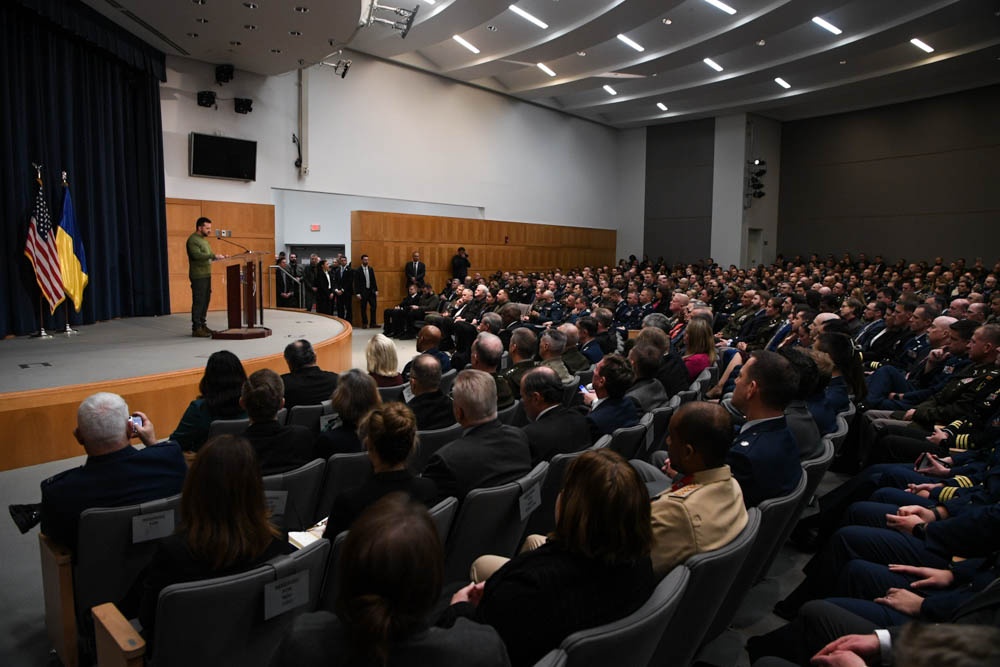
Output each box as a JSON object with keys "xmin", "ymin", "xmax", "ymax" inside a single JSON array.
[
  {"xmin": 60, "ymin": 171, "xmax": 78, "ymax": 336},
  {"xmin": 29, "ymin": 163, "xmax": 53, "ymax": 339}
]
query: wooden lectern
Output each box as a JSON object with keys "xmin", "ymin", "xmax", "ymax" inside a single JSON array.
[{"xmin": 213, "ymin": 252, "xmax": 272, "ymax": 339}]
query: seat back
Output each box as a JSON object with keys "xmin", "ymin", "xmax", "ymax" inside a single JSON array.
[
  {"xmin": 591, "ymin": 434, "xmax": 612, "ymax": 450},
  {"xmin": 562, "ymin": 375, "xmax": 582, "ymax": 407},
  {"xmin": 642, "ymin": 405, "xmax": 674, "ymax": 460},
  {"xmin": 377, "ymin": 384, "xmax": 407, "ymax": 404},
  {"xmin": 675, "ymin": 389, "xmax": 698, "ymax": 406},
  {"xmin": 523, "ymin": 450, "xmax": 584, "ymax": 538},
  {"xmin": 262, "ymin": 459, "xmax": 327, "ymax": 531},
  {"xmin": 560, "ymin": 566, "xmax": 690, "ymax": 667},
  {"xmin": 151, "ymin": 539, "xmax": 330, "ymax": 667},
  {"xmin": 429, "ymin": 496, "xmax": 460, "ymax": 544},
  {"xmin": 651, "ymin": 508, "xmax": 761, "ymax": 667},
  {"xmin": 409, "ymin": 423, "xmax": 463, "ymax": 473},
  {"xmin": 314, "ymin": 453, "xmax": 372, "ymax": 523},
  {"xmin": 692, "ymin": 367, "xmax": 713, "ymax": 400},
  {"xmin": 286, "ymin": 404, "xmax": 325, "ymax": 434},
  {"xmin": 608, "ymin": 423, "xmax": 647, "ymax": 460},
  {"xmin": 444, "ymin": 462, "xmax": 549, "ymax": 583},
  {"xmin": 275, "ymin": 407, "xmax": 287, "ymax": 425},
  {"xmin": 802, "ymin": 438, "xmax": 836, "ymax": 508},
  {"xmin": 75, "ymin": 494, "xmax": 182, "ymax": 624},
  {"xmin": 704, "ymin": 474, "xmax": 807, "ymax": 642},
  {"xmin": 577, "ymin": 367, "xmax": 595, "ymax": 387},
  {"xmin": 439, "ymin": 368, "xmax": 458, "ymax": 397},
  {"xmin": 498, "ymin": 400, "xmax": 520, "ymax": 425},
  {"xmin": 207, "ymin": 417, "xmax": 250, "ymax": 439},
  {"xmin": 828, "ymin": 415, "xmax": 850, "ymax": 454}
]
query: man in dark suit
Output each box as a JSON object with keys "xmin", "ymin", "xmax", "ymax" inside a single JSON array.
[
  {"xmin": 405, "ymin": 250, "xmax": 426, "ymax": 287},
  {"xmin": 577, "ymin": 316, "xmax": 605, "ymax": 365},
  {"xmin": 334, "ymin": 255, "xmax": 353, "ymax": 321},
  {"xmin": 520, "ymin": 367, "xmax": 591, "ymax": 463},
  {"xmin": 354, "ymin": 253, "xmax": 379, "ymax": 328},
  {"xmin": 280, "ymin": 339, "xmax": 339, "ymax": 409},
  {"xmin": 584, "ymin": 354, "xmax": 641, "ymax": 442},
  {"xmin": 625, "ymin": 342, "xmax": 670, "ymax": 412},
  {"xmin": 726, "ymin": 350, "xmax": 802, "ymax": 508},
  {"xmin": 405, "ymin": 353, "xmax": 455, "ymax": 431},
  {"xmin": 239, "ymin": 369, "xmax": 315, "ymax": 475},
  {"xmin": 275, "ymin": 257, "xmax": 298, "ymax": 308},
  {"xmin": 422, "ymin": 369, "xmax": 532, "ymax": 500},
  {"xmin": 558, "ymin": 323, "xmax": 591, "ymax": 375},
  {"xmin": 37, "ymin": 392, "xmax": 187, "ymax": 550}
]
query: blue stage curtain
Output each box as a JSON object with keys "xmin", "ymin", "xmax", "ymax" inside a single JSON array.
[{"xmin": 0, "ymin": 0, "xmax": 169, "ymax": 336}]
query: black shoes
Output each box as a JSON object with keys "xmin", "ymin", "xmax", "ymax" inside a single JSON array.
[{"xmin": 9, "ymin": 503, "xmax": 42, "ymax": 534}]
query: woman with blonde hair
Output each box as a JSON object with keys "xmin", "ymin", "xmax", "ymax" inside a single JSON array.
[
  {"xmin": 365, "ymin": 333, "xmax": 404, "ymax": 387},
  {"xmin": 682, "ymin": 317, "xmax": 718, "ymax": 382}
]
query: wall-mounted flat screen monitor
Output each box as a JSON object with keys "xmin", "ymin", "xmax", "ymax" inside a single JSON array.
[{"xmin": 189, "ymin": 132, "xmax": 257, "ymax": 181}]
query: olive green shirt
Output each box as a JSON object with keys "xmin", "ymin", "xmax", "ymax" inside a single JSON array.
[{"xmin": 186, "ymin": 232, "xmax": 214, "ymax": 280}]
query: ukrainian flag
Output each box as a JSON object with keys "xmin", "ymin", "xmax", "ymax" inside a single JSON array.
[{"xmin": 56, "ymin": 185, "xmax": 89, "ymax": 312}]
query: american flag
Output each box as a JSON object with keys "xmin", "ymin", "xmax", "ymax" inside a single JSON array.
[{"xmin": 24, "ymin": 178, "xmax": 65, "ymax": 313}]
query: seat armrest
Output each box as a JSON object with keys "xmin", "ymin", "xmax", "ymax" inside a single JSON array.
[{"xmin": 92, "ymin": 603, "xmax": 145, "ymax": 667}]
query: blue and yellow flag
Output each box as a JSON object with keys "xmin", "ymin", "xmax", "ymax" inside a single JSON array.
[{"xmin": 55, "ymin": 184, "xmax": 89, "ymax": 312}]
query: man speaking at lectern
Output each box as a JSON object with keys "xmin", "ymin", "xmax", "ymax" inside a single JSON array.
[{"xmin": 187, "ymin": 217, "xmax": 226, "ymax": 338}]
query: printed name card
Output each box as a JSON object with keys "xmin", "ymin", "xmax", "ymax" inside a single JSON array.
[
  {"xmin": 131, "ymin": 510, "xmax": 175, "ymax": 544},
  {"xmin": 519, "ymin": 484, "xmax": 541, "ymax": 522},
  {"xmin": 263, "ymin": 571, "xmax": 309, "ymax": 620},
  {"xmin": 265, "ymin": 490, "xmax": 288, "ymax": 516}
]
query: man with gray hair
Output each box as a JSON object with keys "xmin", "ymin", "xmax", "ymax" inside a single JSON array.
[
  {"xmin": 470, "ymin": 331, "xmax": 515, "ymax": 409},
  {"xmin": 502, "ymin": 327, "xmax": 538, "ymax": 400},
  {"xmin": 22, "ymin": 393, "xmax": 187, "ymax": 549},
  {"xmin": 520, "ymin": 366, "xmax": 591, "ymax": 463},
  {"xmin": 557, "ymin": 322, "xmax": 591, "ymax": 375},
  {"xmin": 422, "ymin": 369, "xmax": 531, "ymax": 500},
  {"xmin": 539, "ymin": 328, "xmax": 573, "ymax": 383}
]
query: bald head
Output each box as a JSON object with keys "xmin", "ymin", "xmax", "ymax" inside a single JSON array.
[
  {"xmin": 417, "ymin": 325, "xmax": 442, "ymax": 351},
  {"xmin": 471, "ymin": 332, "xmax": 504, "ymax": 371}
]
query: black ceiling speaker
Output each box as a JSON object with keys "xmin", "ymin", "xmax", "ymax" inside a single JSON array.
[
  {"xmin": 234, "ymin": 98, "xmax": 253, "ymax": 114},
  {"xmin": 215, "ymin": 64, "xmax": 234, "ymax": 84},
  {"xmin": 197, "ymin": 90, "xmax": 216, "ymax": 107}
]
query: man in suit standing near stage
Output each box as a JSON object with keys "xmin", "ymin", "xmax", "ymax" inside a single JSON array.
[
  {"xmin": 186, "ymin": 216, "xmax": 226, "ymax": 337},
  {"xmin": 334, "ymin": 255, "xmax": 353, "ymax": 322},
  {"xmin": 354, "ymin": 254, "xmax": 379, "ymax": 328},
  {"xmin": 275, "ymin": 257, "xmax": 298, "ymax": 308},
  {"xmin": 405, "ymin": 251, "xmax": 426, "ymax": 288}
]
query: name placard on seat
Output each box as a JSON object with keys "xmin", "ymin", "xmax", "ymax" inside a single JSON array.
[
  {"xmin": 519, "ymin": 484, "xmax": 541, "ymax": 522},
  {"xmin": 265, "ymin": 490, "xmax": 288, "ymax": 516},
  {"xmin": 131, "ymin": 510, "xmax": 175, "ymax": 544},
  {"xmin": 263, "ymin": 571, "xmax": 309, "ymax": 620}
]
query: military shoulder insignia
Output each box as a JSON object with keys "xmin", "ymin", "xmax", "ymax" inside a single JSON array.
[{"xmin": 670, "ymin": 483, "xmax": 702, "ymax": 498}]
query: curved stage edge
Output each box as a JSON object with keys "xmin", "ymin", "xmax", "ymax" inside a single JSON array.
[{"xmin": 0, "ymin": 310, "xmax": 352, "ymax": 471}]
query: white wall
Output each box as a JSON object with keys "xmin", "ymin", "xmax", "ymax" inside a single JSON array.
[{"xmin": 160, "ymin": 52, "xmax": 643, "ymax": 259}]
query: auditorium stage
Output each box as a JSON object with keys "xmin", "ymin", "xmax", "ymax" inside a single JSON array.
[{"xmin": 0, "ymin": 310, "xmax": 351, "ymax": 471}]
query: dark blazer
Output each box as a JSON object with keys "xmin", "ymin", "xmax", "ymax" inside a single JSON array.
[
  {"xmin": 657, "ymin": 353, "xmax": 691, "ymax": 398},
  {"xmin": 241, "ymin": 421, "xmax": 316, "ymax": 475},
  {"xmin": 408, "ymin": 390, "xmax": 456, "ymax": 431},
  {"xmin": 40, "ymin": 442, "xmax": 187, "ymax": 551},
  {"xmin": 422, "ymin": 419, "xmax": 532, "ymax": 500},
  {"xmin": 315, "ymin": 423, "xmax": 362, "ymax": 460},
  {"xmin": 405, "ymin": 260, "xmax": 427, "ymax": 286},
  {"xmin": 354, "ymin": 264, "xmax": 378, "ymax": 295},
  {"xmin": 274, "ymin": 614, "xmax": 510, "ymax": 667},
  {"xmin": 580, "ymin": 339, "xmax": 604, "ymax": 365},
  {"xmin": 586, "ymin": 396, "xmax": 641, "ymax": 443},
  {"xmin": 522, "ymin": 405, "xmax": 592, "ymax": 463},
  {"xmin": 784, "ymin": 400, "xmax": 824, "ymax": 460},
  {"xmin": 726, "ymin": 416, "xmax": 802, "ymax": 508},
  {"xmin": 281, "ymin": 366, "xmax": 338, "ymax": 409},
  {"xmin": 322, "ymin": 468, "xmax": 438, "ymax": 538},
  {"xmin": 333, "ymin": 264, "xmax": 353, "ymax": 294}
]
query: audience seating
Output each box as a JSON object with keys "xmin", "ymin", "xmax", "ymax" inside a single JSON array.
[
  {"xmin": 206, "ymin": 417, "xmax": 250, "ymax": 439},
  {"xmin": 640, "ymin": 405, "xmax": 674, "ymax": 460},
  {"xmin": 691, "ymin": 367, "xmax": 714, "ymax": 400},
  {"xmin": 428, "ymin": 496, "xmax": 460, "ymax": 545},
  {"xmin": 439, "ymin": 368, "xmax": 458, "ymax": 397},
  {"xmin": 443, "ymin": 462, "xmax": 549, "ymax": 583},
  {"xmin": 704, "ymin": 473, "xmax": 807, "ymax": 644},
  {"xmin": 314, "ymin": 452, "xmax": 373, "ymax": 524},
  {"xmin": 533, "ymin": 565, "xmax": 690, "ymax": 667},
  {"xmin": 801, "ymin": 437, "xmax": 836, "ymax": 509},
  {"xmin": 561, "ymin": 375, "xmax": 582, "ymax": 407},
  {"xmin": 591, "ymin": 434, "xmax": 612, "ymax": 450},
  {"xmin": 498, "ymin": 400, "xmax": 520, "ymax": 425},
  {"xmin": 675, "ymin": 389, "xmax": 698, "ymax": 406},
  {"xmin": 275, "ymin": 407, "xmax": 287, "ymax": 425},
  {"xmin": 827, "ymin": 415, "xmax": 851, "ymax": 454},
  {"xmin": 40, "ymin": 494, "xmax": 183, "ymax": 667},
  {"xmin": 262, "ymin": 459, "xmax": 327, "ymax": 532},
  {"xmin": 578, "ymin": 367, "xmax": 595, "ymax": 387},
  {"xmin": 377, "ymin": 384, "xmax": 407, "ymax": 404},
  {"xmin": 93, "ymin": 538, "xmax": 331, "ymax": 667},
  {"xmin": 607, "ymin": 423, "xmax": 648, "ymax": 460},
  {"xmin": 650, "ymin": 507, "xmax": 761, "ymax": 667},
  {"xmin": 522, "ymin": 450, "xmax": 585, "ymax": 538},
  {"xmin": 286, "ymin": 404, "xmax": 326, "ymax": 434},
  {"xmin": 409, "ymin": 423, "xmax": 463, "ymax": 473}
]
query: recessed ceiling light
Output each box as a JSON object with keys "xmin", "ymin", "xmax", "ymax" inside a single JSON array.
[
  {"xmin": 289, "ymin": 30, "xmax": 302, "ymax": 36},
  {"xmin": 229, "ymin": 41, "xmax": 242, "ymax": 46},
  {"xmin": 576, "ymin": 51, "xmax": 586, "ymax": 56},
  {"xmin": 195, "ymin": 17, "xmax": 208, "ymax": 23},
  {"xmin": 702, "ymin": 0, "xmax": 737, "ymax": 16},
  {"xmin": 294, "ymin": 6, "xmax": 309, "ymax": 13},
  {"xmin": 616, "ymin": 34, "xmax": 645, "ymax": 52},
  {"xmin": 603, "ymin": 85, "xmax": 617, "ymax": 96},
  {"xmin": 839, "ymin": 59, "xmax": 847, "ymax": 65},
  {"xmin": 774, "ymin": 77, "xmax": 791, "ymax": 89},
  {"xmin": 811, "ymin": 16, "xmax": 842, "ymax": 35},
  {"xmin": 270, "ymin": 48, "xmax": 282, "ymax": 54},
  {"xmin": 186, "ymin": 32, "xmax": 199, "ymax": 38},
  {"xmin": 657, "ymin": 102, "xmax": 668, "ymax": 111},
  {"xmin": 510, "ymin": 4, "xmax": 548, "ymax": 29},
  {"xmin": 756, "ymin": 39, "xmax": 766, "ymax": 47},
  {"xmin": 703, "ymin": 57, "xmax": 724, "ymax": 72},
  {"xmin": 452, "ymin": 35, "xmax": 480, "ymax": 54},
  {"xmin": 537, "ymin": 62, "xmax": 556, "ymax": 77},
  {"xmin": 192, "ymin": 0, "xmax": 206, "ymax": 5},
  {"xmin": 242, "ymin": 2, "xmax": 258, "ymax": 8},
  {"xmin": 487, "ymin": 25, "xmax": 498, "ymax": 32},
  {"xmin": 910, "ymin": 38, "xmax": 934, "ymax": 53},
  {"xmin": 244, "ymin": 24, "xmax": 257, "ymax": 31},
  {"xmin": 662, "ymin": 18, "xmax": 672, "ymax": 25},
  {"xmin": 420, "ymin": 0, "xmax": 436, "ymax": 4}
]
